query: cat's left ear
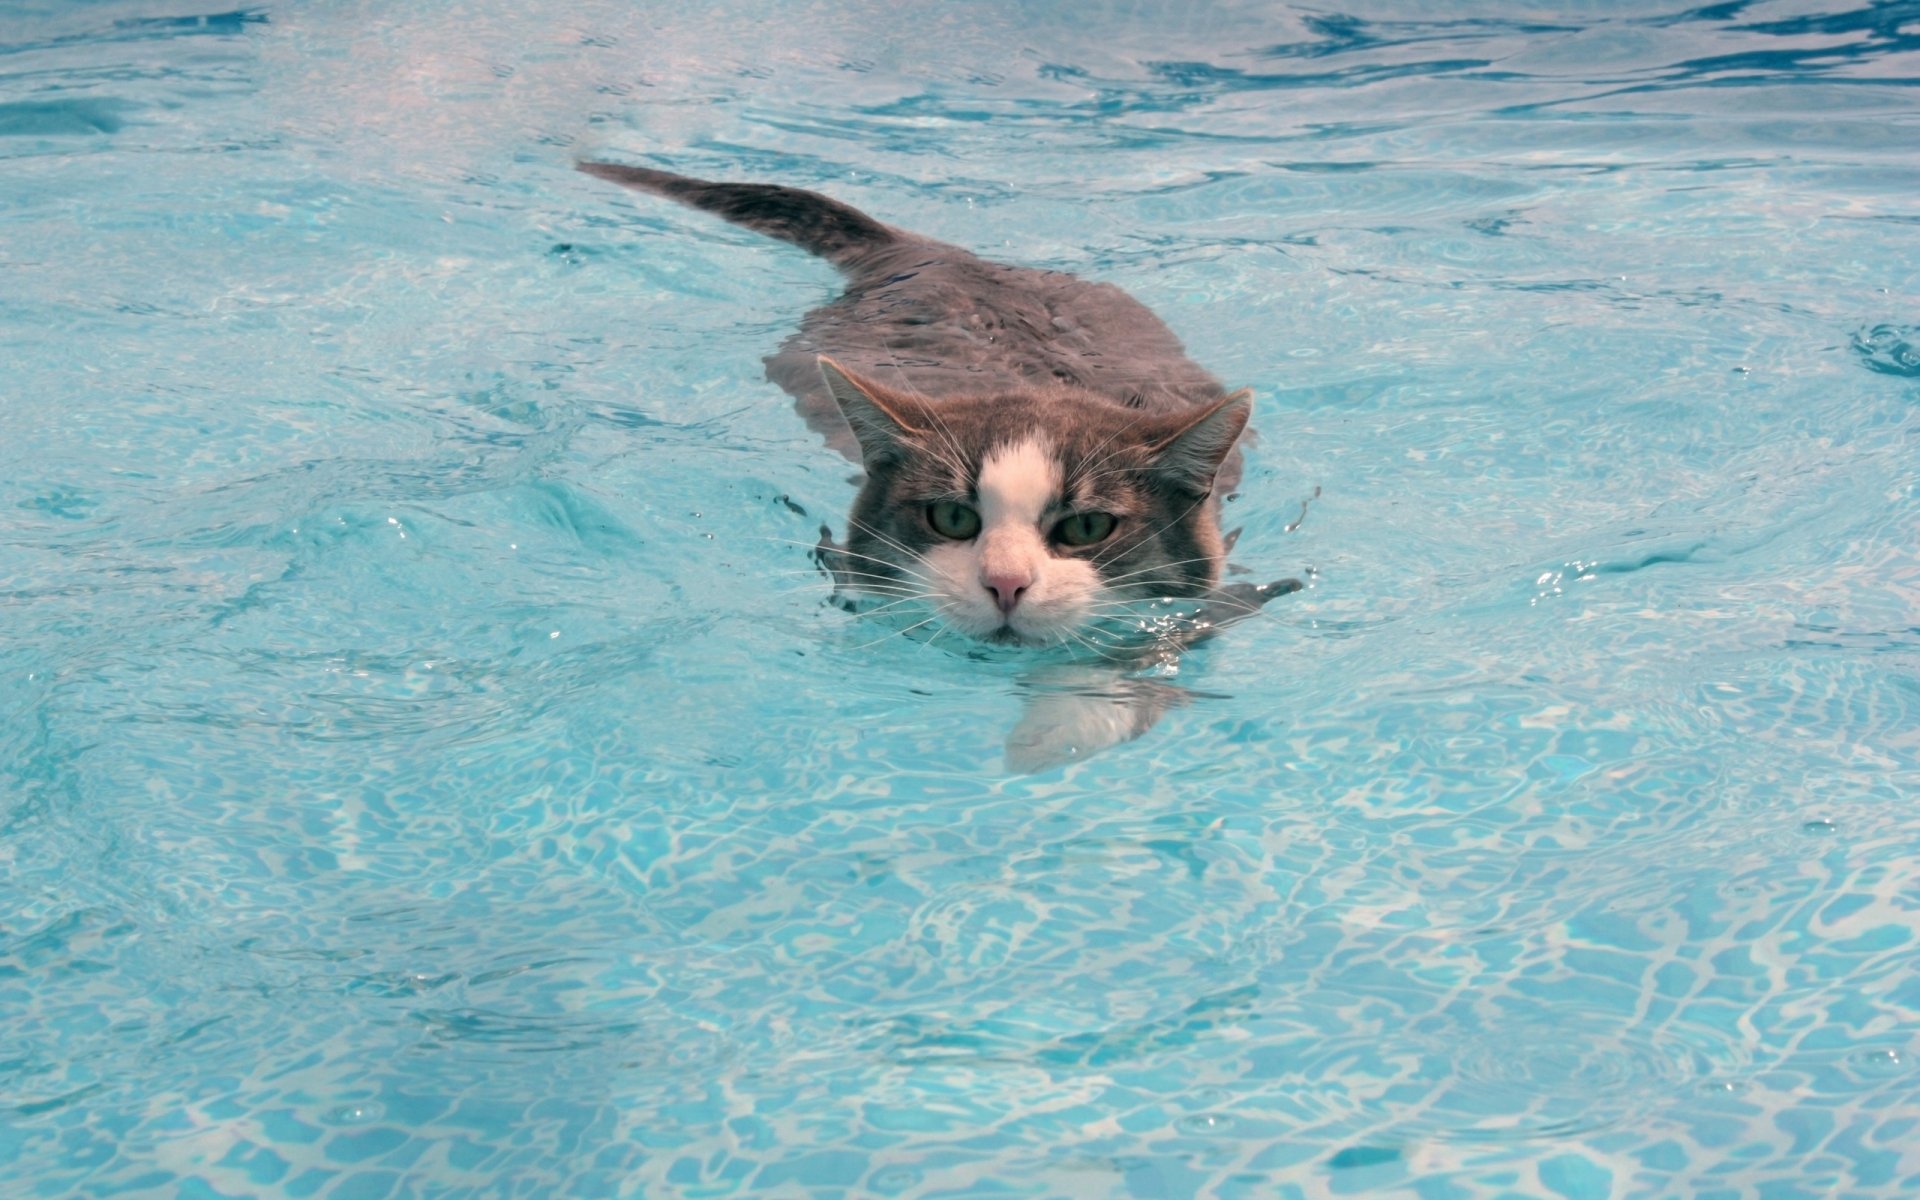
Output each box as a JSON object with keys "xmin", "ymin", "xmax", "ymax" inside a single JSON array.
[{"xmin": 1149, "ymin": 388, "xmax": 1251, "ymax": 492}]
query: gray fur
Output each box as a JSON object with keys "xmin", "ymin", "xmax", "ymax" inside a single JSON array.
[
  {"xmin": 578, "ymin": 163, "xmax": 1240, "ymax": 469},
  {"xmin": 579, "ymin": 161, "xmax": 1265, "ymax": 633}
]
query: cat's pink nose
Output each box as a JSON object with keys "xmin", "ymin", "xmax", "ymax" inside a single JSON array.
[{"xmin": 982, "ymin": 571, "xmax": 1031, "ymax": 615}]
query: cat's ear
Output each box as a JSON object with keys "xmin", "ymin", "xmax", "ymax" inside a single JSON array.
[
  {"xmin": 1149, "ymin": 388, "xmax": 1251, "ymax": 492},
  {"xmin": 818, "ymin": 357, "xmax": 927, "ymax": 464}
]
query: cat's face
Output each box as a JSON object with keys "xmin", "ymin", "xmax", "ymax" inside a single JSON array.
[{"xmin": 819, "ymin": 358, "xmax": 1250, "ymax": 650}]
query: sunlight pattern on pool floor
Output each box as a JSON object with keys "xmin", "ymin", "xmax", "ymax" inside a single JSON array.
[{"xmin": 3, "ymin": 1, "xmax": 1918, "ymax": 1196}]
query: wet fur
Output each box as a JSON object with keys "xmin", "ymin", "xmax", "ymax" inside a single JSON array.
[
  {"xmin": 578, "ymin": 161, "xmax": 1253, "ymax": 648},
  {"xmin": 831, "ymin": 380, "xmax": 1235, "ymax": 616},
  {"xmin": 577, "ymin": 161, "xmax": 1242, "ymax": 471}
]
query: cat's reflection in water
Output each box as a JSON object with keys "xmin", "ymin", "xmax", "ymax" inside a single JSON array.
[
  {"xmin": 1004, "ymin": 577, "xmax": 1302, "ymax": 771},
  {"xmin": 1005, "ymin": 665, "xmax": 1196, "ymax": 775}
]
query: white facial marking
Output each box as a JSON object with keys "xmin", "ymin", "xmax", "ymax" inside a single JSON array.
[
  {"xmin": 977, "ymin": 438, "xmax": 1059, "ymax": 531},
  {"xmin": 976, "ymin": 438, "xmax": 1056, "ymax": 602},
  {"xmin": 916, "ymin": 437, "xmax": 1107, "ymax": 646}
]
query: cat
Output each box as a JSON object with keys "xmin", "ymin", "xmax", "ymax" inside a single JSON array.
[{"xmin": 577, "ymin": 162, "xmax": 1300, "ymax": 765}]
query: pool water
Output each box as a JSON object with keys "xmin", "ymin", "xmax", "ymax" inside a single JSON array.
[{"xmin": 4, "ymin": 1, "xmax": 1919, "ymax": 1196}]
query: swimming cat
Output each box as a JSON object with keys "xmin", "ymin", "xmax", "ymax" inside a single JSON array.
[
  {"xmin": 577, "ymin": 161, "xmax": 1296, "ymax": 656},
  {"xmin": 577, "ymin": 162, "xmax": 1299, "ymax": 766}
]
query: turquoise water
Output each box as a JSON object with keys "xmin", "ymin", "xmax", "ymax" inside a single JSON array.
[{"xmin": 4, "ymin": 1, "xmax": 1919, "ymax": 1196}]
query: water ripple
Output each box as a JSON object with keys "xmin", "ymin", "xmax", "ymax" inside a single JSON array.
[{"xmin": 1853, "ymin": 323, "xmax": 1920, "ymax": 378}]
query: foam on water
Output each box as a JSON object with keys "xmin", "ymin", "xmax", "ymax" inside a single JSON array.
[{"xmin": 3, "ymin": 1, "xmax": 1918, "ymax": 1196}]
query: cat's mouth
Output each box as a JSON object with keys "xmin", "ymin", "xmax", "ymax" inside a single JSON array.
[{"xmin": 983, "ymin": 625, "xmax": 1039, "ymax": 647}]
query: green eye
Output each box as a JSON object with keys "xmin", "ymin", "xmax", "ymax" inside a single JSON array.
[
  {"xmin": 1053, "ymin": 511, "xmax": 1115, "ymax": 547},
  {"xmin": 927, "ymin": 501, "xmax": 981, "ymax": 540}
]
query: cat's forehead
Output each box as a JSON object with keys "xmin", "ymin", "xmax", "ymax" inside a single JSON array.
[
  {"xmin": 885, "ymin": 392, "xmax": 1161, "ymax": 499},
  {"xmin": 976, "ymin": 437, "xmax": 1061, "ymax": 522}
]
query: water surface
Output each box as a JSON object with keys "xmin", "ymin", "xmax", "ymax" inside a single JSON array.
[{"xmin": 3, "ymin": 1, "xmax": 1919, "ymax": 1196}]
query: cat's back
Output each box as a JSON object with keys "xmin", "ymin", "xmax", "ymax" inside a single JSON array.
[
  {"xmin": 574, "ymin": 162, "xmax": 1234, "ymax": 459},
  {"xmin": 766, "ymin": 236, "xmax": 1231, "ymax": 458}
]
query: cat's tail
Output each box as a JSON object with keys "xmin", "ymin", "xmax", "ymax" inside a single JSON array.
[{"xmin": 577, "ymin": 161, "xmax": 900, "ymax": 267}]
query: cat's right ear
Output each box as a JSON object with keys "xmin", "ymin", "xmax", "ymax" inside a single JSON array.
[
  {"xmin": 818, "ymin": 357, "xmax": 926, "ymax": 463},
  {"xmin": 1147, "ymin": 387, "xmax": 1252, "ymax": 493}
]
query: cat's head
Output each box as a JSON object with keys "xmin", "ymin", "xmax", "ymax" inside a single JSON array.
[{"xmin": 818, "ymin": 357, "xmax": 1250, "ymax": 650}]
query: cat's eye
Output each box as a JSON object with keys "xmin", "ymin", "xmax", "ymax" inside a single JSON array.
[
  {"xmin": 926, "ymin": 500, "xmax": 981, "ymax": 540},
  {"xmin": 1053, "ymin": 511, "xmax": 1116, "ymax": 547}
]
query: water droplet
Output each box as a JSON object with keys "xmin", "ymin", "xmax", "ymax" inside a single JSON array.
[
  {"xmin": 1801, "ymin": 819, "xmax": 1838, "ymax": 835},
  {"xmin": 1846, "ymin": 1047, "xmax": 1906, "ymax": 1076},
  {"xmin": 1175, "ymin": 1112, "xmax": 1236, "ymax": 1135},
  {"xmin": 321, "ymin": 1102, "xmax": 383, "ymax": 1126}
]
